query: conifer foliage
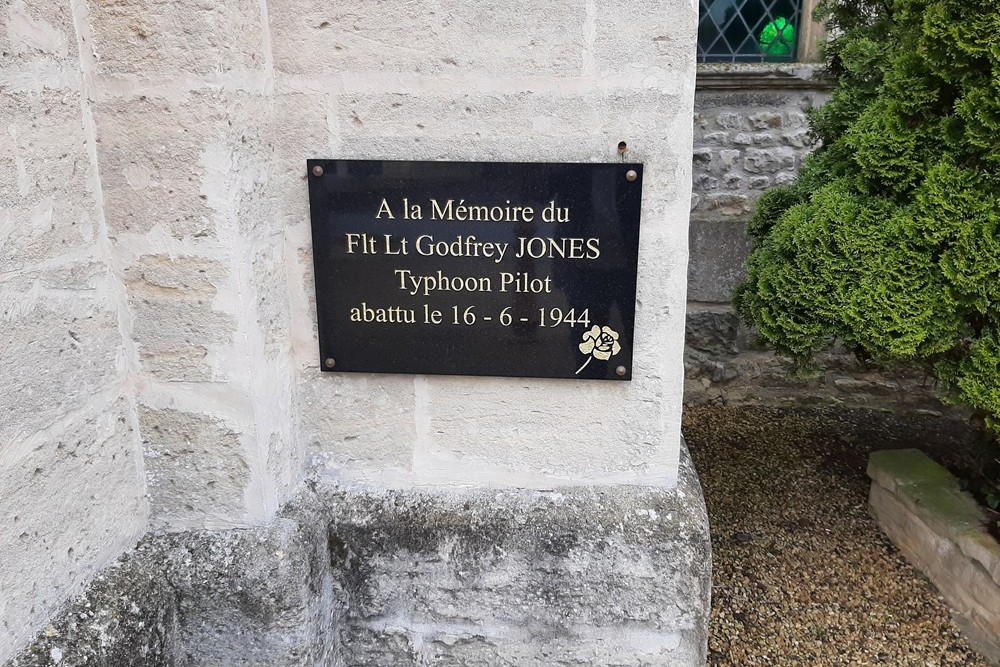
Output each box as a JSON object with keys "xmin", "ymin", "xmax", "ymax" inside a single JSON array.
[{"xmin": 735, "ymin": 0, "xmax": 1000, "ymax": 428}]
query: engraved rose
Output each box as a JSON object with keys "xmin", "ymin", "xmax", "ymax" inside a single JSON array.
[{"xmin": 575, "ymin": 325, "xmax": 622, "ymax": 375}]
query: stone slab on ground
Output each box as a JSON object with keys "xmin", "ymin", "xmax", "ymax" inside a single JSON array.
[{"xmin": 868, "ymin": 449, "xmax": 1000, "ymax": 664}]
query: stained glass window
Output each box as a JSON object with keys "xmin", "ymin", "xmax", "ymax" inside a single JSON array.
[{"xmin": 698, "ymin": 0, "xmax": 802, "ymax": 63}]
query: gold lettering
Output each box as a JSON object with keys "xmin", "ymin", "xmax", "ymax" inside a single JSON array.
[
  {"xmin": 498, "ymin": 272, "xmax": 553, "ymax": 294},
  {"xmin": 394, "ymin": 269, "xmax": 492, "ymax": 296},
  {"xmin": 430, "ymin": 199, "xmax": 453, "ymax": 220},
  {"xmin": 349, "ymin": 302, "xmax": 415, "ymax": 324},
  {"xmin": 376, "ymin": 198, "xmax": 395, "ymax": 219}
]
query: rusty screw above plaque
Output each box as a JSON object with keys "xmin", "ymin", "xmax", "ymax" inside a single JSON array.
[
  {"xmin": 625, "ymin": 170, "xmax": 637, "ymax": 182},
  {"xmin": 312, "ymin": 165, "xmax": 324, "ymax": 177},
  {"xmin": 324, "ymin": 357, "xmax": 336, "ymax": 369}
]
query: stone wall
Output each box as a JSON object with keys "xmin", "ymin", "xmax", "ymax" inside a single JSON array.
[
  {"xmin": 688, "ymin": 66, "xmax": 829, "ymax": 305},
  {"xmin": 1, "ymin": 0, "xmax": 707, "ymax": 663}
]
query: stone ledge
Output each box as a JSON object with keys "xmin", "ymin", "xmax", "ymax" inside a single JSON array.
[
  {"xmin": 868, "ymin": 449, "xmax": 1000, "ymax": 664},
  {"xmin": 696, "ymin": 63, "xmax": 834, "ymax": 90}
]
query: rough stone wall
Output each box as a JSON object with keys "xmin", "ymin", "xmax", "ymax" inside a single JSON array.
[
  {"xmin": 0, "ymin": 1, "xmax": 147, "ymax": 656},
  {"xmin": 688, "ymin": 72, "xmax": 829, "ymax": 305}
]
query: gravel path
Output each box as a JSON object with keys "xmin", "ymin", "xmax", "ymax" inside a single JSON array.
[{"xmin": 683, "ymin": 405, "xmax": 993, "ymax": 666}]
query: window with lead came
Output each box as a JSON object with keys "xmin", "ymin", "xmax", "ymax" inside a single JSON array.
[{"xmin": 698, "ymin": 0, "xmax": 803, "ymax": 63}]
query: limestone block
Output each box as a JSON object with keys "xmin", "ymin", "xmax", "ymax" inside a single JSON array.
[
  {"xmin": 868, "ymin": 450, "xmax": 1000, "ymax": 663},
  {"xmin": 268, "ymin": 0, "xmax": 585, "ymax": 77},
  {"xmin": 342, "ymin": 626, "xmax": 699, "ymax": 667},
  {"xmin": 748, "ymin": 111, "xmax": 783, "ymax": 129},
  {"xmin": 297, "ymin": 372, "xmax": 415, "ymax": 475},
  {"xmin": 139, "ymin": 407, "xmax": 250, "ymax": 528},
  {"xmin": 702, "ymin": 193, "xmax": 750, "ymax": 217},
  {"xmin": 317, "ymin": 466, "xmax": 710, "ymax": 665},
  {"xmin": 694, "ymin": 173, "xmax": 719, "ymax": 189},
  {"xmin": 128, "ymin": 293, "xmax": 235, "ymax": 368},
  {"xmin": 269, "ymin": 93, "xmax": 330, "ymax": 179},
  {"xmin": 687, "ymin": 219, "xmax": 753, "ymax": 303},
  {"xmin": 0, "ymin": 291, "xmax": 120, "ymax": 445},
  {"xmin": 786, "ymin": 111, "xmax": 809, "ymax": 128},
  {"xmin": 328, "ymin": 90, "xmax": 686, "ymax": 168},
  {"xmin": 692, "ymin": 148, "xmax": 713, "ymax": 164},
  {"xmin": 86, "ymin": 0, "xmax": 266, "ymax": 76},
  {"xmin": 419, "ymin": 378, "xmax": 663, "ymax": 484},
  {"xmin": 7, "ymin": 516, "xmax": 340, "ymax": 667},
  {"xmin": 0, "ymin": 0, "xmax": 76, "ymax": 72},
  {"xmin": 251, "ymin": 248, "xmax": 292, "ymax": 357},
  {"xmin": 715, "ymin": 113, "xmax": 744, "ymax": 130},
  {"xmin": 783, "ymin": 128, "xmax": 812, "ymax": 148},
  {"xmin": 743, "ymin": 147, "xmax": 796, "ymax": 174},
  {"xmin": 161, "ymin": 519, "xmax": 338, "ymax": 666},
  {"xmin": 91, "ymin": 91, "xmax": 275, "ymax": 239},
  {"xmin": 723, "ymin": 173, "xmax": 742, "ymax": 190},
  {"xmin": 718, "ymin": 149, "xmax": 740, "ymax": 170},
  {"xmin": 0, "ymin": 400, "xmax": 144, "ymax": 658},
  {"xmin": 0, "ymin": 90, "xmax": 98, "ymax": 275},
  {"xmin": 955, "ymin": 530, "xmax": 1000, "ymax": 587},
  {"xmin": 124, "ymin": 254, "xmax": 234, "ymax": 380},
  {"xmin": 5, "ymin": 544, "xmax": 177, "ymax": 667},
  {"xmin": 123, "ymin": 253, "xmax": 227, "ymax": 291}
]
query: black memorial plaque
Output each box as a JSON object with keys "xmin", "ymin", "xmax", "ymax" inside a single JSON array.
[{"xmin": 307, "ymin": 160, "xmax": 643, "ymax": 380}]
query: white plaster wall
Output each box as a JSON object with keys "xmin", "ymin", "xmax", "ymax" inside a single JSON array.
[{"xmin": 0, "ymin": 0, "xmax": 695, "ymax": 657}]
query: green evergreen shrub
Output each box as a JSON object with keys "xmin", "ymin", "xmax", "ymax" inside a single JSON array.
[{"xmin": 735, "ymin": 0, "xmax": 1000, "ymax": 429}]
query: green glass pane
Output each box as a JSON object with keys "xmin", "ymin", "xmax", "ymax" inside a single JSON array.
[{"xmin": 759, "ymin": 16, "xmax": 795, "ymax": 56}]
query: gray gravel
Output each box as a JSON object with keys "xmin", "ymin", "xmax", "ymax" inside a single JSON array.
[{"xmin": 684, "ymin": 405, "xmax": 993, "ymax": 666}]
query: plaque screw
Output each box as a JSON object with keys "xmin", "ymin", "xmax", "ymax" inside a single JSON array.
[
  {"xmin": 625, "ymin": 170, "xmax": 637, "ymax": 182},
  {"xmin": 324, "ymin": 358, "xmax": 336, "ymax": 369},
  {"xmin": 312, "ymin": 165, "xmax": 324, "ymax": 177},
  {"xmin": 616, "ymin": 365, "xmax": 627, "ymax": 377}
]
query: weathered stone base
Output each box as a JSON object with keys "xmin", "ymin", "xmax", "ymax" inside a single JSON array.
[
  {"xmin": 868, "ymin": 449, "xmax": 1000, "ymax": 666},
  {"xmin": 8, "ymin": 446, "xmax": 710, "ymax": 667}
]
